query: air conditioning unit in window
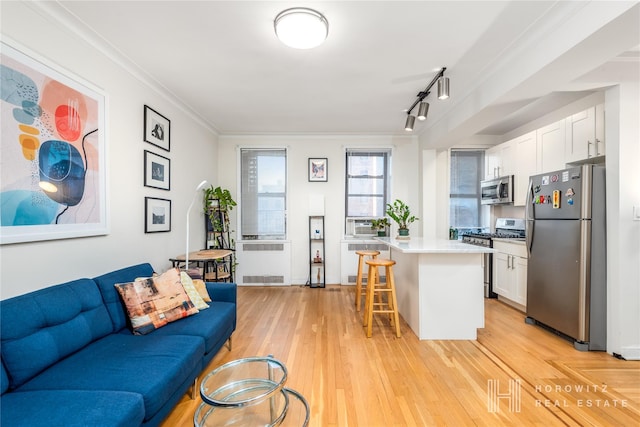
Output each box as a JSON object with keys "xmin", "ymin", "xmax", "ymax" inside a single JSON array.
[{"xmin": 345, "ymin": 217, "xmax": 377, "ymax": 238}]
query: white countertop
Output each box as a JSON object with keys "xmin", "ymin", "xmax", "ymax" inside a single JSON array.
[{"xmin": 374, "ymin": 237, "xmax": 495, "ymax": 254}]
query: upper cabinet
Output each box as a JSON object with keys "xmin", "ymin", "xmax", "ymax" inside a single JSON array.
[
  {"xmin": 565, "ymin": 104, "xmax": 605, "ymax": 163},
  {"xmin": 485, "ymin": 140, "xmax": 515, "ymax": 179},
  {"xmin": 537, "ymin": 119, "xmax": 566, "ymax": 173},
  {"xmin": 512, "ymin": 131, "xmax": 537, "ymax": 206},
  {"xmin": 484, "ymin": 103, "xmax": 604, "ymax": 207}
]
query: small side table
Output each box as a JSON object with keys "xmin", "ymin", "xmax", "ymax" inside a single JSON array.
[
  {"xmin": 170, "ymin": 249, "xmax": 234, "ymax": 282},
  {"xmin": 194, "ymin": 356, "xmax": 309, "ymax": 426}
]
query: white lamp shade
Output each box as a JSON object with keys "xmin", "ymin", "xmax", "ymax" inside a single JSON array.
[{"xmin": 275, "ymin": 8, "xmax": 328, "ymax": 49}]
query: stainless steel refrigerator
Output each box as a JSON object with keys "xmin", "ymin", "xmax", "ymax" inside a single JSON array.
[{"xmin": 525, "ymin": 164, "xmax": 606, "ymax": 351}]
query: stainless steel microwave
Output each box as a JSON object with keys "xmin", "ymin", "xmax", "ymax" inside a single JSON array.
[{"xmin": 480, "ymin": 175, "xmax": 514, "ymax": 205}]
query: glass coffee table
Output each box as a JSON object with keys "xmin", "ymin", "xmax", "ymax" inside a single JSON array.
[{"xmin": 194, "ymin": 356, "xmax": 309, "ymax": 426}]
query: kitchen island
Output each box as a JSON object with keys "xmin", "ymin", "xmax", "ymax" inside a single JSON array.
[{"xmin": 374, "ymin": 237, "xmax": 493, "ymax": 340}]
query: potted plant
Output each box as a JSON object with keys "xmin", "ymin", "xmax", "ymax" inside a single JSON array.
[
  {"xmin": 202, "ymin": 185, "xmax": 237, "ymax": 249},
  {"xmin": 203, "ymin": 185, "xmax": 236, "ymax": 213},
  {"xmin": 385, "ymin": 199, "xmax": 418, "ymax": 238},
  {"xmin": 370, "ymin": 217, "xmax": 390, "ymax": 237}
]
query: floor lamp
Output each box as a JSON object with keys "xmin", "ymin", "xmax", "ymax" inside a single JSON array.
[{"xmin": 185, "ymin": 180, "xmax": 208, "ymax": 271}]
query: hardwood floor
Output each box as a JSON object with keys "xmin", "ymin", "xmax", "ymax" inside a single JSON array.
[{"xmin": 162, "ymin": 285, "xmax": 640, "ymax": 426}]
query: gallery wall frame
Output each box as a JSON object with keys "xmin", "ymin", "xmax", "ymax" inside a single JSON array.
[
  {"xmin": 0, "ymin": 41, "xmax": 108, "ymax": 244},
  {"xmin": 308, "ymin": 158, "xmax": 328, "ymax": 182},
  {"xmin": 145, "ymin": 197, "xmax": 171, "ymax": 233},
  {"xmin": 144, "ymin": 150, "xmax": 171, "ymax": 190},
  {"xmin": 144, "ymin": 105, "xmax": 170, "ymax": 151}
]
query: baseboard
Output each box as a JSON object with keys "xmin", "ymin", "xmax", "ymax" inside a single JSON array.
[{"xmin": 620, "ymin": 345, "xmax": 640, "ymax": 360}]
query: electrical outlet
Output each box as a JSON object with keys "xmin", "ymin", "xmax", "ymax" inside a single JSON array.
[{"xmin": 634, "ymin": 206, "xmax": 640, "ymax": 221}]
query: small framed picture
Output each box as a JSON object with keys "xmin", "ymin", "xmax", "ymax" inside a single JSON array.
[
  {"xmin": 144, "ymin": 150, "xmax": 170, "ymax": 190},
  {"xmin": 145, "ymin": 197, "xmax": 171, "ymax": 233},
  {"xmin": 309, "ymin": 158, "xmax": 328, "ymax": 182},
  {"xmin": 144, "ymin": 105, "xmax": 170, "ymax": 151}
]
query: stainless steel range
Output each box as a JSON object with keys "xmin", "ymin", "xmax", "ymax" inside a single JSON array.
[{"xmin": 462, "ymin": 218, "xmax": 525, "ymax": 298}]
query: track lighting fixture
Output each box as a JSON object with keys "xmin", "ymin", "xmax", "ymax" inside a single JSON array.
[
  {"xmin": 417, "ymin": 101, "xmax": 429, "ymax": 121},
  {"xmin": 405, "ymin": 114, "xmax": 416, "ymax": 131},
  {"xmin": 437, "ymin": 76, "xmax": 450, "ymax": 100},
  {"xmin": 403, "ymin": 67, "xmax": 449, "ymax": 131}
]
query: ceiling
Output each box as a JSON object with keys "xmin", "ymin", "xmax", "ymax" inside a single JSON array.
[{"xmin": 51, "ymin": 1, "xmax": 639, "ymax": 145}]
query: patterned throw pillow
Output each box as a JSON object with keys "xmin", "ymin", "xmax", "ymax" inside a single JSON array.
[
  {"xmin": 192, "ymin": 279, "xmax": 212, "ymax": 302},
  {"xmin": 184, "ymin": 268, "xmax": 211, "ymax": 302},
  {"xmin": 180, "ymin": 271, "xmax": 209, "ymax": 310},
  {"xmin": 114, "ymin": 268, "xmax": 199, "ymax": 335}
]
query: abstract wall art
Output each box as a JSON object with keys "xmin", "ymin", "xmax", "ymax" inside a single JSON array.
[
  {"xmin": 308, "ymin": 157, "xmax": 328, "ymax": 182},
  {"xmin": 144, "ymin": 105, "xmax": 170, "ymax": 151},
  {"xmin": 0, "ymin": 42, "xmax": 107, "ymax": 244}
]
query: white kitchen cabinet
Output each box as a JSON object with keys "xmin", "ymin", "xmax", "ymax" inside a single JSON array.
[
  {"xmin": 485, "ymin": 145, "xmax": 501, "ymax": 179},
  {"xmin": 537, "ymin": 119, "xmax": 566, "ymax": 173},
  {"xmin": 565, "ymin": 104, "xmax": 605, "ymax": 163},
  {"xmin": 492, "ymin": 240, "xmax": 528, "ymax": 308},
  {"xmin": 485, "ymin": 140, "xmax": 514, "ymax": 179},
  {"xmin": 594, "ymin": 103, "xmax": 605, "ymax": 157},
  {"xmin": 493, "ymin": 252, "xmax": 511, "ymax": 297},
  {"xmin": 513, "ymin": 255, "xmax": 527, "ymax": 306},
  {"xmin": 512, "ymin": 131, "xmax": 536, "ymax": 206}
]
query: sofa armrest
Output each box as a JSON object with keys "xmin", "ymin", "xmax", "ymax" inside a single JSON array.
[{"xmin": 205, "ymin": 282, "xmax": 237, "ymax": 304}]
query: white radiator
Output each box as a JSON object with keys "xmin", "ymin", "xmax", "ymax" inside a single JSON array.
[
  {"xmin": 340, "ymin": 240, "xmax": 390, "ymax": 285},
  {"xmin": 236, "ymin": 241, "xmax": 291, "ymax": 286}
]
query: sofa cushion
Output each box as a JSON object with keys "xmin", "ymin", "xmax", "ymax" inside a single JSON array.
[
  {"xmin": 193, "ymin": 278, "xmax": 211, "ymax": 302},
  {"xmin": 114, "ymin": 268, "xmax": 199, "ymax": 335},
  {"xmin": 1, "ymin": 362, "xmax": 8, "ymax": 395},
  {"xmin": 1, "ymin": 389, "xmax": 145, "ymax": 427},
  {"xmin": 0, "ymin": 278, "xmax": 113, "ymax": 389},
  {"xmin": 146, "ymin": 301, "xmax": 235, "ymax": 356},
  {"xmin": 94, "ymin": 263, "xmax": 155, "ymax": 331},
  {"xmin": 180, "ymin": 271, "xmax": 209, "ymax": 310},
  {"xmin": 17, "ymin": 333, "xmax": 205, "ymax": 422}
]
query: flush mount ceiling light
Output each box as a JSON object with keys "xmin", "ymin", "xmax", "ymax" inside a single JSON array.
[
  {"xmin": 274, "ymin": 7, "xmax": 329, "ymax": 49},
  {"xmin": 404, "ymin": 67, "xmax": 450, "ymax": 132}
]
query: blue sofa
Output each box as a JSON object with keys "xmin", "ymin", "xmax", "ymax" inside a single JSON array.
[{"xmin": 0, "ymin": 263, "xmax": 237, "ymax": 427}]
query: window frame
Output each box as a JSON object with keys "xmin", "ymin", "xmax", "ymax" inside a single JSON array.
[
  {"xmin": 449, "ymin": 149, "xmax": 485, "ymax": 234},
  {"xmin": 344, "ymin": 148, "xmax": 392, "ymax": 219},
  {"xmin": 238, "ymin": 147, "xmax": 288, "ymax": 241}
]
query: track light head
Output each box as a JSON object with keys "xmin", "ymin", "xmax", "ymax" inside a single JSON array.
[
  {"xmin": 417, "ymin": 102, "xmax": 429, "ymax": 121},
  {"xmin": 405, "ymin": 114, "xmax": 416, "ymax": 131},
  {"xmin": 437, "ymin": 76, "xmax": 450, "ymax": 100}
]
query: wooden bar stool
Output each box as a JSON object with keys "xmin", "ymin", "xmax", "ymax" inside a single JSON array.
[
  {"xmin": 354, "ymin": 250, "xmax": 380, "ymax": 312},
  {"xmin": 363, "ymin": 258, "xmax": 401, "ymax": 338}
]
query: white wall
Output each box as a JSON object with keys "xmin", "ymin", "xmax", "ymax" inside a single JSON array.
[
  {"xmin": 1, "ymin": 2, "xmax": 218, "ymax": 299},
  {"xmin": 217, "ymin": 135, "xmax": 419, "ymax": 285},
  {"xmin": 605, "ymin": 83, "xmax": 640, "ymax": 360}
]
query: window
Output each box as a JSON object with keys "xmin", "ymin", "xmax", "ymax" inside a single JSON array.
[
  {"xmin": 240, "ymin": 148, "xmax": 287, "ymax": 240},
  {"xmin": 449, "ymin": 150, "xmax": 484, "ymax": 233},
  {"xmin": 345, "ymin": 149, "xmax": 391, "ymax": 217}
]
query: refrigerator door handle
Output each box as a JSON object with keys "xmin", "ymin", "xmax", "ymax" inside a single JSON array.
[
  {"xmin": 578, "ymin": 219, "xmax": 592, "ymax": 342},
  {"xmin": 525, "ymin": 178, "xmax": 534, "ymax": 256}
]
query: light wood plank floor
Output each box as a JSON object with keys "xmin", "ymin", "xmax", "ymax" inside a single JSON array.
[{"xmin": 162, "ymin": 285, "xmax": 640, "ymax": 426}]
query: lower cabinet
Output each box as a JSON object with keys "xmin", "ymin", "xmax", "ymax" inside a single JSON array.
[{"xmin": 493, "ymin": 241, "xmax": 528, "ymax": 308}]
